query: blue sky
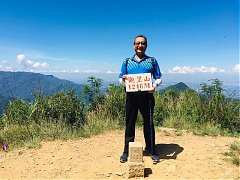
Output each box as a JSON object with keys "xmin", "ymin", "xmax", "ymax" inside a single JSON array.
[{"xmin": 0, "ymin": 0, "xmax": 239, "ymax": 84}]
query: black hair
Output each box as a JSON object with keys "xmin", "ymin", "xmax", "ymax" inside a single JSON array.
[{"xmin": 134, "ymin": 34, "xmax": 148, "ymax": 45}]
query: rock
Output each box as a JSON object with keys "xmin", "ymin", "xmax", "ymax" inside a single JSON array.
[
  {"xmin": 115, "ymin": 172, "xmax": 124, "ymax": 176},
  {"xmin": 18, "ymin": 150, "xmax": 24, "ymax": 155},
  {"xmin": 129, "ymin": 142, "xmax": 143, "ymax": 163},
  {"xmin": 128, "ymin": 162, "xmax": 144, "ymax": 178}
]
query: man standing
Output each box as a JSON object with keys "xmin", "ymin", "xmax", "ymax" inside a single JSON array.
[{"xmin": 119, "ymin": 35, "xmax": 162, "ymax": 164}]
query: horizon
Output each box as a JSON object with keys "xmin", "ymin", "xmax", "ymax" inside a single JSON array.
[
  {"xmin": 0, "ymin": 70, "xmax": 239, "ymax": 88},
  {"xmin": 0, "ymin": 70, "xmax": 239, "ymax": 99}
]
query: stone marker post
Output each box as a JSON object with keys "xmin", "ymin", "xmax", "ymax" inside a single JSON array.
[{"xmin": 128, "ymin": 142, "xmax": 144, "ymax": 178}]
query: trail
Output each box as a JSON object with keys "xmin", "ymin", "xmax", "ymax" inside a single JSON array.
[{"xmin": 0, "ymin": 128, "xmax": 239, "ymax": 179}]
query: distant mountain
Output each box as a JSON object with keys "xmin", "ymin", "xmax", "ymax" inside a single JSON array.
[
  {"xmin": 0, "ymin": 71, "xmax": 84, "ymax": 114},
  {"xmin": 159, "ymin": 82, "xmax": 192, "ymax": 93}
]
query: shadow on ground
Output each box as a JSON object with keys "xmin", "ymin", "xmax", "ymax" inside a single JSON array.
[
  {"xmin": 144, "ymin": 168, "xmax": 152, "ymax": 177},
  {"xmin": 143, "ymin": 144, "xmax": 184, "ymax": 159},
  {"xmin": 155, "ymin": 143, "xmax": 184, "ymax": 159}
]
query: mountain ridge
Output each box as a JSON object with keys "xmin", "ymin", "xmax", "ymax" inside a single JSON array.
[
  {"xmin": 0, "ymin": 71, "xmax": 84, "ymax": 114},
  {"xmin": 0, "ymin": 71, "xmax": 192, "ymax": 114}
]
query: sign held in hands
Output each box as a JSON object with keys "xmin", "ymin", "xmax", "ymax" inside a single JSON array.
[{"xmin": 125, "ymin": 73, "xmax": 153, "ymax": 92}]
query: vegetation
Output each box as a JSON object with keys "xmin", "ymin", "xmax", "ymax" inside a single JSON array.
[
  {"xmin": 0, "ymin": 77, "xmax": 239, "ymax": 150},
  {"xmin": 157, "ymin": 79, "xmax": 240, "ymax": 136},
  {"xmin": 224, "ymin": 140, "xmax": 240, "ymax": 166}
]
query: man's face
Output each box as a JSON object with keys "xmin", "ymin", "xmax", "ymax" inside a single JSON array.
[{"xmin": 134, "ymin": 37, "xmax": 147, "ymax": 55}]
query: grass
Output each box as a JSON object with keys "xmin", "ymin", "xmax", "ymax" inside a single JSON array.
[
  {"xmin": 0, "ymin": 108, "xmax": 121, "ymax": 150},
  {"xmin": 162, "ymin": 116, "xmax": 230, "ymax": 136},
  {"xmin": 224, "ymin": 140, "xmax": 240, "ymax": 166},
  {"xmin": 192, "ymin": 122, "xmax": 222, "ymax": 136}
]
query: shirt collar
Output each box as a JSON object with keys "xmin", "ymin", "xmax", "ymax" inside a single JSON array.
[{"xmin": 132, "ymin": 54, "xmax": 148, "ymax": 62}]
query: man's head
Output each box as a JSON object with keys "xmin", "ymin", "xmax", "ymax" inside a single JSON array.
[{"xmin": 134, "ymin": 34, "xmax": 147, "ymax": 57}]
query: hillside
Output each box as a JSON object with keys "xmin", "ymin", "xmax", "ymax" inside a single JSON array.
[
  {"xmin": 0, "ymin": 71, "xmax": 83, "ymax": 114},
  {"xmin": 159, "ymin": 82, "xmax": 192, "ymax": 93}
]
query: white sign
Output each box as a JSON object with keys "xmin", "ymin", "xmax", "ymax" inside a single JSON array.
[{"xmin": 125, "ymin": 73, "xmax": 153, "ymax": 92}]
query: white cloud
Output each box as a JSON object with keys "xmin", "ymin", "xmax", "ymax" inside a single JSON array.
[
  {"xmin": 106, "ymin": 70, "xmax": 118, "ymax": 74},
  {"xmin": 16, "ymin": 53, "xmax": 49, "ymax": 70},
  {"xmin": 0, "ymin": 64, "xmax": 14, "ymax": 71},
  {"xmin": 16, "ymin": 54, "xmax": 26, "ymax": 63},
  {"xmin": 168, "ymin": 66, "xmax": 225, "ymax": 74},
  {"xmin": 60, "ymin": 69, "xmax": 67, "ymax": 73},
  {"xmin": 233, "ymin": 64, "xmax": 240, "ymax": 73},
  {"xmin": 73, "ymin": 69, "xmax": 79, "ymax": 73},
  {"xmin": 0, "ymin": 59, "xmax": 14, "ymax": 71},
  {"xmin": 82, "ymin": 70, "xmax": 100, "ymax": 73}
]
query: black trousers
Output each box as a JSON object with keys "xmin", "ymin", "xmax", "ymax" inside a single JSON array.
[{"xmin": 123, "ymin": 92, "xmax": 156, "ymax": 155}]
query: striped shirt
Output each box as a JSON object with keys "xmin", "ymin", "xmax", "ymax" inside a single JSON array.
[{"xmin": 119, "ymin": 55, "xmax": 161, "ymax": 79}]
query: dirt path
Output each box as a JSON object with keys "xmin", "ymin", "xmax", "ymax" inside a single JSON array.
[{"xmin": 0, "ymin": 128, "xmax": 239, "ymax": 179}]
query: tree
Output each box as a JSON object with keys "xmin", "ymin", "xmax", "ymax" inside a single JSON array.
[{"xmin": 82, "ymin": 76, "xmax": 104, "ymax": 110}]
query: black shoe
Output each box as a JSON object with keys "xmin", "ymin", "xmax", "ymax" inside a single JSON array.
[
  {"xmin": 120, "ymin": 152, "xmax": 128, "ymax": 163},
  {"xmin": 151, "ymin": 154, "xmax": 160, "ymax": 164}
]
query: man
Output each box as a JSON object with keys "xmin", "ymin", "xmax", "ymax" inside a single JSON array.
[{"xmin": 119, "ymin": 34, "xmax": 162, "ymax": 164}]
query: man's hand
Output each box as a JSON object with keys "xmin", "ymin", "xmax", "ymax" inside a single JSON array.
[
  {"xmin": 148, "ymin": 86, "xmax": 155, "ymax": 93},
  {"xmin": 148, "ymin": 78, "xmax": 162, "ymax": 93},
  {"xmin": 122, "ymin": 75, "xmax": 127, "ymax": 82},
  {"xmin": 119, "ymin": 75, "xmax": 128, "ymax": 86}
]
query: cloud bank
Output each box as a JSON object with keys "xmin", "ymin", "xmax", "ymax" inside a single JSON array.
[
  {"xmin": 168, "ymin": 66, "xmax": 225, "ymax": 74},
  {"xmin": 16, "ymin": 54, "xmax": 49, "ymax": 70},
  {"xmin": 0, "ymin": 65, "xmax": 14, "ymax": 71}
]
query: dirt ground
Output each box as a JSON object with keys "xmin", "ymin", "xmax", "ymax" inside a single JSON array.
[{"xmin": 0, "ymin": 128, "xmax": 239, "ymax": 179}]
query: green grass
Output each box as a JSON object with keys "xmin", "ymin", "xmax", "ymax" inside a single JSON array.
[
  {"xmin": 162, "ymin": 116, "xmax": 229, "ymax": 136},
  {"xmin": 0, "ymin": 109, "xmax": 121, "ymax": 150}
]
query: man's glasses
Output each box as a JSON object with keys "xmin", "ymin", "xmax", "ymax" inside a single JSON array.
[{"xmin": 134, "ymin": 42, "xmax": 146, "ymax": 46}]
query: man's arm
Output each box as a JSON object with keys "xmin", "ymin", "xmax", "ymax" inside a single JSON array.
[
  {"xmin": 119, "ymin": 59, "xmax": 128, "ymax": 86},
  {"xmin": 149, "ymin": 58, "xmax": 162, "ymax": 92},
  {"xmin": 152, "ymin": 58, "xmax": 162, "ymax": 80}
]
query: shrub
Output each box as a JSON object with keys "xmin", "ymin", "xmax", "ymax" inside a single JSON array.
[
  {"xmin": 4, "ymin": 100, "xmax": 32, "ymax": 126},
  {"xmin": 224, "ymin": 140, "xmax": 240, "ymax": 166},
  {"xmin": 33, "ymin": 90, "xmax": 85, "ymax": 127},
  {"xmin": 104, "ymin": 84, "xmax": 126, "ymax": 126}
]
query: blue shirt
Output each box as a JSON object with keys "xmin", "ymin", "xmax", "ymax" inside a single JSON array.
[{"xmin": 119, "ymin": 55, "xmax": 162, "ymax": 79}]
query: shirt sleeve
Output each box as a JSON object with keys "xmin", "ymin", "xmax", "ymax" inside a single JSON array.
[
  {"xmin": 119, "ymin": 58, "xmax": 128, "ymax": 78},
  {"xmin": 152, "ymin": 58, "xmax": 162, "ymax": 79}
]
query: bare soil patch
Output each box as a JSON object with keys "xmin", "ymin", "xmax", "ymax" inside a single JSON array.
[{"xmin": 0, "ymin": 128, "xmax": 239, "ymax": 179}]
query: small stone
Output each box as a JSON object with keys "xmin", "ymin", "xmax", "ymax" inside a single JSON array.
[
  {"xmin": 105, "ymin": 173, "xmax": 112, "ymax": 177},
  {"xmin": 115, "ymin": 172, "xmax": 123, "ymax": 176}
]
